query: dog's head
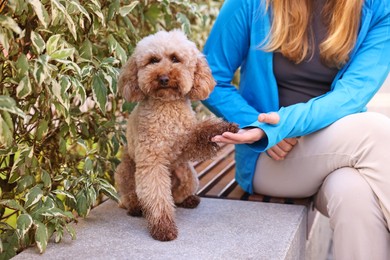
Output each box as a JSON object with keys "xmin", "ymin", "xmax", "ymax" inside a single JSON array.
[{"xmin": 118, "ymin": 30, "xmax": 215, "ymax": 102}]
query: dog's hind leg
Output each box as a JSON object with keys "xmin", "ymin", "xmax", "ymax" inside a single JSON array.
[
  {"xmin": 114, "ymin": 147, "xmax": 142, "ymax": 217},
  {"xmin": 171, "ymin": 163, "xmax": 200, "ymax": 208},
  {"xmin": 135, "ymin": 161, "xmax": 178, "ymax": 241}
]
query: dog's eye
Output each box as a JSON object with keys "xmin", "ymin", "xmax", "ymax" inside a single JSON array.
[
  {"xmin": 171, "ymin": 55, "xmax": 180, "ymax": 63},
  {"xmin": 149, "ymin": 57, "xmax": 160, "ymax": 64}
]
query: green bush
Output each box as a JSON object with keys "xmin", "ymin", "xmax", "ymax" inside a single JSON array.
[{"xmin": 0, "ymin": 0, "xmax": 221, "ymax": 258}]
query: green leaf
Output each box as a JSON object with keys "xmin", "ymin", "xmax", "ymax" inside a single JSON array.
[
  {"xmin": 16, "ymin": 54, "xmax": 29, "ymax": 80},
  {"xmin": 0, "ymin": 112, "xmax": 13, "ymax": 147},
  {"xmin": 31, "ymin": 31, "xmax": 46, "ymax": 54},
  {"xmin": 0, "ymin": 199, "xmax": 25, "ymax": 212},
  {"xmin": 54, "ymin": 225, "xmax": 63, "ymax": 243},
  {"xmin": 0, "ymin": 230, "xmax": 18, "ymax": 259},
  {"xmin": 71, "ymin": 78, "xmax": 86, "ymax": 103},
  {"xmin": 76, "ymin": 191, "xmax": 89, "ymax": 217},
  {"xmin": 0, "ymin": 15, "xmax": 22, "ymax": 34},
  {"xmin": 10, "ymin": 146, "xmax": 34, "ymax": 183},
  {"xmin": 98, "ymin": 178, "xmax": 119, "ymax": 203},
  {"xmin": 46, "ymin": 34, "xmax": 62, "ymax": 55},
  {"xmin": 16, "ymin": 214, "xmax": 33, "ymax": 237},
  {"xmin": 16, "ymin": 76, "xmax": 32, "ymax": 99},
  {"xmin": 107, "ymin": 35, "xmax": 127, "ymax": 65},
  {"xmin": 35, "ymin": 119, "xmax": 48, "ymax": 141},
  {"xmin": 15, "ymin": 175, "xmax": 35, "ymax": 194},
  {"xmin": 102, "ymin": 71, "xmax": 117, "ymax": 95},
  {"xmin": 87, "ymin": 187, "xmax": 97, "ymax": 206},
  {"xmin": 107, "ymin": 0, "xmax": 120, "ymax": 20},
  {"xmin": 144, "ymin": 4, "xmax": 160, "ymax": 25},
  {"xmin": 34, "ymin": 220, "xmax": 48, "ymax": 253},
  {"xmin": 25, "ymin": 186, "xmax": 43, "ymax": 209},
  {"xmin": 52, "ymin": 190, "xmax": 76, "ymax": 204},
  {"xmin": 88, "ymin": 2, "xmax": 105, "ymax": 27},
  {"xmin": 92, "ymin": 73, "xmax": 107, "ymax": 114},
  {"xmin": 50, "ymin": 48, "xmax": 75, "ymax": 60},
  {"xmin": 0, "ymin": 111, "xmax": 13, "ymax": 133},
  {"xmin": 122, "ymin": 101, "xmax": 137, "ymax": 113},
  {"xmin": 40, "ymin": 208, "xmax": 68, "ymax": 218},
  {"xmin": 41, "ymin": 170, "xmax": 51, "ymax": 188},
  {"xmin": 79, "ymin": 39, "xmax": 92, "ymax": 60},
  {"xmin": 58, "ymin": 136, "xmax": 67, "ymax": 155},
  {"xmin": 65, "ymin": 224, "xmax": 76, "ymax": 240},
  {"xmin": 0, "ymin": 96, "xmax": 26, "ymax": 117},
  {"xmin": 28, "ymin": 0, "xmax": 50, "ymax": 28},
  {"xmin": 84, "ymin": 157, "xmax": 93, "ymax": 172},
  {"xmin": 51, "ymin": 0, "xmax": 77, "ymax": 40},
  {"xmin": 69, "ymin": 0, "xmax": 91, "ymax": 22},
  {"xmin": 176, "ymin": 12, "xmax": 191, "ymax": 35},
  {"xmin": 119, "ymin": 1, "xmax": 139, "ymax": 17}
]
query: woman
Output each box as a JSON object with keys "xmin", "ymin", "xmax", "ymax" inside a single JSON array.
[{"xmin": 203, "ymin": 0, "xmax": 390, "ymax": 259}]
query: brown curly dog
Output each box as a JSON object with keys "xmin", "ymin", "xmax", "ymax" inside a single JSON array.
[{"xmin": 114, "ymin": 30, "xmax": 238, "ymax": 241}]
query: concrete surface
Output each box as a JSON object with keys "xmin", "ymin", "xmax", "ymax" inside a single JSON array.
[{"xmin": 14, "ymin": 199, "xmax": 307, "ymax": 260}]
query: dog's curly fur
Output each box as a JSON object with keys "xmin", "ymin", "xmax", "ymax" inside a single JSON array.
[{"xmin": 114, "ymin": 30, "xmax": 238, "ymax": 241}]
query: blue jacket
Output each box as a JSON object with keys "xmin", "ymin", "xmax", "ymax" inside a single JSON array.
[{"xmin": 203, "ymin": 0, "xmax": 390, "ymax": 193}]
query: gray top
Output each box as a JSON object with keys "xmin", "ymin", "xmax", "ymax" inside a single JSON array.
[{"xmin": 274, "ymin": 0, "xmax": 339, "ymax": 108}]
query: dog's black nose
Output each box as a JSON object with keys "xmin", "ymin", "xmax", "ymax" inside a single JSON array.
[{"xmin": 159, "ymin": 75, "xmax": 169, "ymax": 86}]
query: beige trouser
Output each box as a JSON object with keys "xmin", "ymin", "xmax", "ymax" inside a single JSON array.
[{"xmin": 253, "ymin": 112, "xmax": 390, "ymax": 260}]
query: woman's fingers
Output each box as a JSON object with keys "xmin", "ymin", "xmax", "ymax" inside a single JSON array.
[
  {"xmin": 212, "ymin": 128, "xmax": 264, "ymax": 144},
  {"xmin": 258, "ymin": 112, "xmax": 280, "ymax": 125},
  {"xmin": 266, "ymin": 138, "xmax": 299, "ymax": 160}
]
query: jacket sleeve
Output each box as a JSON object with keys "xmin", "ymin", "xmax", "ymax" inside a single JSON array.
[
  {"xmin": 248, "ymin": 2, "xmax": 390, "ymax": 151},
  {"xmin": 202, "ymin": 0, "xmax": 260, "ymax": 128}
]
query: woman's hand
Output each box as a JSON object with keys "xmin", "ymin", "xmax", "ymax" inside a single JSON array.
[
  {"xmin": 266, "ymin": 138, "xmax": 298, "ymax": 160},
  {"xmin": 211, "ymin": 112, "xmax": 280, "ymax": 145},
  {"xmin": 258, "ymin": 112, "xmax": 298, "ymax": 160},
  {"xmin": 211, "ymin": 128, "xmax": 265, "ymax": 144}
]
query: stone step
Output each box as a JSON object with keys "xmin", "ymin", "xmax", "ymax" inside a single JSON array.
[{"xmin": 14, "ymin": 199, "xmax": 309, "ymax": 260}]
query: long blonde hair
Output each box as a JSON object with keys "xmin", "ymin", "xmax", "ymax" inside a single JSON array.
[{"xmin": 264, "ymin": 0, "xmax": 363, "ymax": 68}]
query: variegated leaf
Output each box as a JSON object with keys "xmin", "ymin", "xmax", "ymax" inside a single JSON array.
[
  {"xmin": 34, "ymin": 221, "xmax": 48, "ymax": 253},
  {"xmin": 24, "ymin": 186, "xmax": 43, "ymax": 209},
  {"xmin": 28, "ymin": 0, "xmax": 50, "ymax": 28},
  {"xmin": 16, "ymin": 214, "xmax": 33, "ymax": 237}
]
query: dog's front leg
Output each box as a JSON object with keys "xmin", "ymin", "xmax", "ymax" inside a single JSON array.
[
  {"xmin": 181, "ymin": 118, "xmax": 239, "ymax": 162},
  {"xmin": 135, "ymin": 162, "xmax": 178, "ymax": 241}
]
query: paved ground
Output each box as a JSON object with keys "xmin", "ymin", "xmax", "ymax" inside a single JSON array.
[{"xmin": 14, "ymin": 199, "xmax": 307, "ymax": 260}]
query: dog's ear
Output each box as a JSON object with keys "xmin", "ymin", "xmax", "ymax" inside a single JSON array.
[
  {"xmin": 188, "ymin": 54, "xmax": 216, "ymax": 101},
  {"xmin": 118, "ymin": 56, "xmax": 145, "ymax": 102}
]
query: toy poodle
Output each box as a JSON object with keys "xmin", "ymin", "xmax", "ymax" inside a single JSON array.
[{"xmin": 114, "ymin": 30, "xmax": 238, "ymax": 241}]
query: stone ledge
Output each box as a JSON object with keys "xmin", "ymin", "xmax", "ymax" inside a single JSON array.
[{"xmin": 14, "ymin": 198, "xmax": 308, "ymax": 260}]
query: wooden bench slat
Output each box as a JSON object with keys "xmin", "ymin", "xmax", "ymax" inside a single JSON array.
[
  {"xmin": 192, "ymin": 144, "xmax": 312, "ymax": 206},
  {"xmin": 196, "ymin": 144, "xmax": 234, "ymax": 178},
  {"xmin": 201, "ymin": 163, "xmax": 236, "ymax": 197},
  {"xmin": 197, "ymin": 160, "xmax": 235, "ymax": 196}
]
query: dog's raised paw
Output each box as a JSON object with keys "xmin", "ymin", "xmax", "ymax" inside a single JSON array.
[
  {"xmin": 176, "ymin": 195, "xmax": 200, "ymax": 209},
  {"xmin": 225, "ymin": 122, "xmax": 239, "ymax": 133}
]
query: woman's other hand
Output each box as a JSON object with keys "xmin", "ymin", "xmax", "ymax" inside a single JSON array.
[
  {"xmin": 266, "ymin": 138, "xmax": 299, "ymax": 160},
  {"xmin": 258, "ymin": 112, "xmax": 298, "ymax": 160}
]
